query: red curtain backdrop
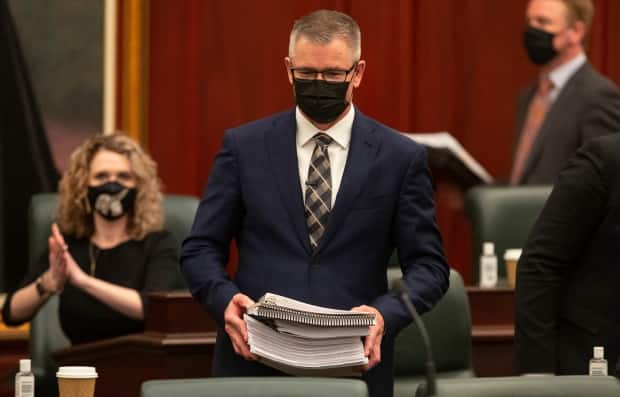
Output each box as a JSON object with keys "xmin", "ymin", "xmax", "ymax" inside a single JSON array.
[{"xmin": 146, "ymin": 0, "xmax": 620, "ymax": 282}]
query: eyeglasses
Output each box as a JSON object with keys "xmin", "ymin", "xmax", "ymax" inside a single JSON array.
[{"xmin": 290, "ymin": 62, "xmax": 358, "ymax": 83}]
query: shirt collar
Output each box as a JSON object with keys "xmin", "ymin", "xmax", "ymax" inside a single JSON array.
[
  {"xmin": 296, "ymin": 105, "xmax": 355, "ymax": 149},
  {"xmin": 547, "ymin": 52, "xmax": 586, "ymax": 92}
]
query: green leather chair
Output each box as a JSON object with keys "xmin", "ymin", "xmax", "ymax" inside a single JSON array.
[
  {"xmin": 141, "ymin": 377, "xmax": 369, "ymax": 397},
  {"xmin": 464, "ymin": 185, "xmax": 552, "ymax": 282},
  {"xmin": 27, "ymin": 193, "xmax": 199, "ymax": 396},
  {"xmin": 415, "ymin": 375, "xmax": 620, "ymax": 397},
  {"xmin": 387, "ymin": 265, "xmax": 473, "ymax": 397}
]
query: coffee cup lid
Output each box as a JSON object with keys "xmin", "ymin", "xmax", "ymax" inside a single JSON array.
[
  {"xmin": 56, "ymin": 366, "xmax": 98, "ymax": 379},
  {"xmin": 504, "ymin": 249, "xmax": 523, "ymax": 261}
]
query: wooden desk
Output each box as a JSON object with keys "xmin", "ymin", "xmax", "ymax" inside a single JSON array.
[
  {"xmin": 467, "ymin": 285, "xmax": 515, "ymax": 377},
  {"xmin": 51, "ymin": 286, "xmax": 515, "ymax": 395},
  {"xmin": 54, "ymin": 292, "xmax": 216, "ymax": 397}
]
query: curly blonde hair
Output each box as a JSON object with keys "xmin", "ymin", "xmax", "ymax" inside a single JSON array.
[{"xmin": 57, "ymin": 133, "xmax": 164, "ymax": 240}]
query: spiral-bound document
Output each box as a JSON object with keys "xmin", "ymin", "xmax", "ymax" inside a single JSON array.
[
  {"xmin": 247, "ymin": 293, "xmax": 376, "ymax": 327},
  {"xmin": 245, "ymin": 315, "xmax": 368, "ymax": 376},
  {"xmin": 244, "ymin": 293, "xmax": 375, "ymax": 376}
]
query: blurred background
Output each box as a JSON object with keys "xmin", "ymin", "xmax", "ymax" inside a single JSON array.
[{"xmin": 2, "ymin": 0, "xmax": 619, "ymax": 290}]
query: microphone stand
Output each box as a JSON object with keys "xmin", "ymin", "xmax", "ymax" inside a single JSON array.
[{"xmin": 393, "ymin": 279, "xmax": 437, "ymax": 397}]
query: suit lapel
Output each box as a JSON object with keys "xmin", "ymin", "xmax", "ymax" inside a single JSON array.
[
  {"xmin": 266, "ymin": 110, "xmax": 312, "ymax": 255},
  {"xmin": 314, "ymin": 111, "xmax": 380, "ymax": 256},
  {"xmin": 520, "ymin": 63, "xmax": 589, "ymax": 183}
]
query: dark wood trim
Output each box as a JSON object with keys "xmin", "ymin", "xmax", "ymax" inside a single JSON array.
[{"xmin": 467, "ymin": 286, "xmax": 515, "ymax": 376}]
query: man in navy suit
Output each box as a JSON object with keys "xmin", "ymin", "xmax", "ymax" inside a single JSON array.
[{"xmin": 181, "ymin": 10, "xmax": 449, "ymax": 397}]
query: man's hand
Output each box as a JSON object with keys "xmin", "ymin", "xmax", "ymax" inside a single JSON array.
[
  {"xmin": 224, "ymin": 293, "xmax": 257, "ymax": 361},
  {"xmin": 351, "ymin": 305, "xmax": 385, "ymax": 371}
]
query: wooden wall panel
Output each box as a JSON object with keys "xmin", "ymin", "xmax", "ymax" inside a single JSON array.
[
  {"xmin": 148, "ymin": 0, "xmax": 207, "ymax": 194},
  {"xmin": 146, "ymin": 0, "xmax": 620, "ymax": 282}
]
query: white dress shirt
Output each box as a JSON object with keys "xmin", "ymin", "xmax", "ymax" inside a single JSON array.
[
  {"xmin": 547, "ymin": 52, "xmax": 586, "ymax": 103},
  {"xmin": 296, "ymin": 105, "xmax": 354, "ymax": 206}
]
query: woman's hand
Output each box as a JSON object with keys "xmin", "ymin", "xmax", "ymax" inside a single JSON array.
[
  {"xmin": 50, "ymin": 223, "xmax": 143, "ymax": 320},
  {"xmin": 51, "ymin": 223, "xmax": 89, "ymax": 288},
  {"xmin": 45, "ymin": 223, "xmax": 69, "ymax": 292},
  {"xmin": 63, "ymin": 249, "xmax": 89, "ymax": 288}
]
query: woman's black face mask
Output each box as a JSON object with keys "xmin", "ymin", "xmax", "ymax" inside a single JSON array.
[{"xmin": 87, "ymin": 181, "xmax": 136, "ymax": 220}]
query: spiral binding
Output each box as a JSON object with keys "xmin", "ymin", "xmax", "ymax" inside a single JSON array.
[{"xmin": 252, "ymin": 303, "xmax": 375, "ymax": 327}]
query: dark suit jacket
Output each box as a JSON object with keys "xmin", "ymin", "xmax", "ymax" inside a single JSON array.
[
  {"xmin": 181, "ymin": 108, "xmax": 449, "ymax": 397},
  {"xmin": 515, "ymin": 134, "xmax": 620, "ymax": 375},
  {"xmin": 514, "ymin": 62, "xmax": 620, "ymax": 185}
]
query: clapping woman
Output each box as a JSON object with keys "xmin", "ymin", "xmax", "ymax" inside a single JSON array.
[{"xmin": 2, "ymin": 134, "xmax": 178, "ymax": 344}]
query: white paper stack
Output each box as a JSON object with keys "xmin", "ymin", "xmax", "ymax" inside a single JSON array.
[{"xmin": 244, "ymin": 293, "xmax": 375, "ymax": 377}]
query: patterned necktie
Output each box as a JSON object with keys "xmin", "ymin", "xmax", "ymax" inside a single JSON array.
[
  {"xmin": 510, "ymin": 76, "xmax": 554, "ymax": 185},
  {"xmin": 305, "ymin": 133, "xmax": 333, "ymax": 251}
]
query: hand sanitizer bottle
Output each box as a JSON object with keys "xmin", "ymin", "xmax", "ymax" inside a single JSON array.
[
  {"xmin": 589, "ymin": 346, "xmax": 608, "ymax": 376},
  {"xmin": 479, "ymin": 242, "xmax": 498, "ymax": 288},
  {"xmin": 14, "ymin": 359, "xmax": 34, "ymax": 397}
]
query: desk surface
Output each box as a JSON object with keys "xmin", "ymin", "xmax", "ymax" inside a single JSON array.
[
  {"xmin": 7, "ymin": 286, "xmax": 515, "ymax": 397},
  {"xmin": 54, "ymin": 330, "xmax": 217, "ymax": 397},
  {"xmin": 53, "ymin": 291, "xmax": 217, "ymax": 397}
]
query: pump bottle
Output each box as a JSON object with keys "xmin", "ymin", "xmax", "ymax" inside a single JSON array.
[
  {"xmin": 589, "ymin": 346, "xmax": 608, "ymax": 376},
  {"xmin": 479, "ymin": 242, "xmax": 498, "ymax": 288},
  {"xmin": 15, "ymin": 359, "xmax": 34, "ymax": 397}
]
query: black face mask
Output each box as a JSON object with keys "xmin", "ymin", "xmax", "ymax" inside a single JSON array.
[
  {"xmin": 293, "ymin": 79, "xmax": 350, "ymax": 124},
  {"xmin": 523, "ymin": 26, "xmax": 558, "ymax": 65},
  {"xmin": 87, "ymin": 181, "xmax": 136, "ymax": 220}
]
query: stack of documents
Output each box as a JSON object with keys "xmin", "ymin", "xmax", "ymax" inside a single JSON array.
[{"xmin": 244, "ymin": 293, "xmax": 375, "ymax": 376}]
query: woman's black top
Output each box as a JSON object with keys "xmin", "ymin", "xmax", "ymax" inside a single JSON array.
[{"xmin": 1, "ymin": 230, "xmax": 179, "ymax": 345}]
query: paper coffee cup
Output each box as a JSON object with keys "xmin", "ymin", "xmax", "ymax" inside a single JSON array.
[
  {"xmin": 57, "ymin": 366, "xmax": 98, "ymax": 397},
  {"xmin": 503, "ymin": 249, "xmax": 522, "ymax": 288}
]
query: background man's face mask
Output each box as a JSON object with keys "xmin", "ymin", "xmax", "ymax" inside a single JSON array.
[{"xmin": 523, "ymin": 26, "xmax": 559, "ymax": 65}]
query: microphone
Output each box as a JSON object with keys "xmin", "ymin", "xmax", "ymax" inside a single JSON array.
[{"xmin": 393, "ymin": 279, "xmax": 437, "ymax": 397}]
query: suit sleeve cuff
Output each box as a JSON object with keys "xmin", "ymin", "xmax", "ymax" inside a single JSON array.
[
  {"xmin": 371, "ymin": 293, "xmax": 409, "ymax": 338},
  {"xmin": 210, "ymin": 281, "xmax": 241, "ymax": 326}
]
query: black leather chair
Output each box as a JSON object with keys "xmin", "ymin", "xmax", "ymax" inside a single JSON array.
[
  {"xmin": 464, "ymin": 185, "xmax": 552, "ymax": 282},
  {"xmin": 27, "ymin": 193, "xmax": 198, "ymax": 396},
  {"xmin": 387, "ymin": 264, "xmax": 473, "ymax": 397},
  {"xmin": 415, "ymin": 375, "xmax": 620, "ymax": 397},
  {"xmin": 141, "ymin": 377, "xmax": 369, "ymax": 397}
]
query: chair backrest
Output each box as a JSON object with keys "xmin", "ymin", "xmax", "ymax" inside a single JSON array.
[
  {"xmin": 464, "ymin": 185, "xmax": 552, "ymax": 281},
  {"xmin": 27, "ymin": 193, "xmax": 198, "ymax": 395},
  {"xmin": 387, "ymin": 267, "xmax": 473, "ymax": 397},
  {"xmin": 141, "ymin": 377, "xmax": 369, "ymax": 397},
  {"xmin": 415, "ymin": 375, "xmax": 620, "ymax": 397},
  {"xmin": 28, "ymin": 194, "xmax": 71, "ymax": 392},
  {"xmin": 161, "ymin": 195, "xmax": 200, "ymax": 289},
  {"xmin": 29, "ymin": 294, "xmax": 69, "ymax": 395}
]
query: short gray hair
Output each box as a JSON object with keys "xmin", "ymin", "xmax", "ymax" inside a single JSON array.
[{"xmin": 288, "ymin": 10, "xmax": 361, "ymax": 62}]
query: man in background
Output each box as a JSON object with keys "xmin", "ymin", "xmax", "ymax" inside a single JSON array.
[
  {"xmin": 515, "ymin": 133, "xmax": 620, "ymax": 375},
  {"xmin": 510, "ymin": 0, "xmax": 620, "ymax": 185}
]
